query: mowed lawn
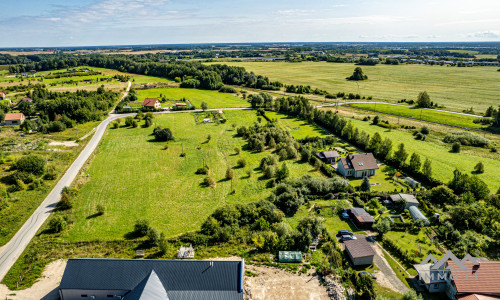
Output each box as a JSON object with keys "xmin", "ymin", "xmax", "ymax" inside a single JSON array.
[
  {"xmin": 320, "ymin": 111, "xmax": 500, "ymax": 191},
  {"xmin": 66, "ymin": 110, "xmax": 322, "ymax": 241},
  {"xmin": 349, "ymin": 103, "xmax": 487, "ymax": 130},
  {"xmin": 137, "ymin": 88, "xmax": 250, "ymax": 108},
  {"xmin": 208, "ymin": 61, "xmax": 500, "ymax": 112}
]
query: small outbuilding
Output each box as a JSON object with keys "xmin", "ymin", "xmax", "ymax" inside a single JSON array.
[
  {"xmin": 3, "ymin": 113, "xmax": 25, "ymax": 126},
  {"xmin": 315, "ymin": 151, "xmax": 340, "ymax": 164},
  {"xmin": 278, "ymin": 251, "xmax": 302, "ymax": 263},
  {"xmin": 405, "ymin": 177, "xmax": 420, "ymax": 188},
  {"xmin": 347, "ymin": 207, "xmax": 375, "ymax": 229},
  {"xmin": 344, "ymin": 239, "xmax": 376, "ymax": 266},
  {"xmin": 408, "ymin": 206, "xmax": 430, "ymax": 226},
  {"xmin": 389, "ymin": 193, "xmax": 419, "ymax": 209},
  {"xmin": 177, "ymin": 244, "xmax": 195, "ymax": 259},
  {"xmin": 175, "ymin": 102, "xmax": 187, "ymax": 107},
  {"xmin": 0, "ymin": 92, "xmax": 6, "ymax": 100}
]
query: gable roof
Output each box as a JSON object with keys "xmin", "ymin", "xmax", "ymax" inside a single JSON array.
[
  {"xmin": 175, "ymin": 103, "xmax": 187, "ymax": 106},
  {"xmin": 340, "ymin": 153, "xmax": 378, "ymax": 171},
  {"xmin": 389, "ymin": 193, "xmax": 419, "ymax": 204},
  {"xmin": 344, "ymin": 239, "xmax": 376, "ymax": 258},
  {"xmin": 126, "ymin": 270, "xmax": 169, "ymax": 300},
  {"xmin": 457, "ymin": 295, "xmax": 500, "ymax": 300},
  {"xmin": 316, "ymin": 151, "xmax": 339, "ymax": 159},
  {"xmin": 349, "ymin": 207, "xmax": 375, "ymax": 223},
  {"xmin": 4, "ymin": 113, "xmax": 25, "ymax": 121},
  {"xmin": 142, "ymin": 98, "xmax": 159, "ymax": 107},
  {"xmin": 59, "ymin": 258, "xmax": 244, "ymax": 300},
  {"xmin": 448, "ymin": 261, "xmax": 500, "ymax": 295}
]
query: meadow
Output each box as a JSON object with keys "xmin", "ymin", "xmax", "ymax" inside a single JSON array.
[
  {"xmin": 64, "ymin": 110, "xmax": 321, "ymax": 241},
  {"xmin": 207, "ymin": 61, "xmax": 500, "ymax": 112},
  {"xmin": 137, "ymin": 88, "xmax": 250, "ymax": 108},
  {"xmin": 348, "ymin": 103, "xmax": 487, "ymax": 130},
  {"xmin": 321, "ymin": 108, "xmax": 500, "ymax": 192}
]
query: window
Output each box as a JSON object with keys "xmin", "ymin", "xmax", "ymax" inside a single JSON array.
[{"xmin": 81, "ymin": 295, "xmax": 88, "ymax": 298}]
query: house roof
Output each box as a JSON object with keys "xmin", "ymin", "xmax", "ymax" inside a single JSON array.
[
  {"xmin": 316, "ymin": 151, "xmax": 339, "ymax": 159},
  {"xmin": 59, "ymin": 258, "xmax": 244, "ymax": 300},
  {"xmin": 126, "ymin": 270, "xmax": 169, "ymax": 300},
  {"xmin": 175, "ymin": 103, "xmax": 187, "ymax": 106},
  {"xmin": 349, "ymin": 207, "xmax": 375, "ymax": 223},
  {"xmin": 344, "ymin": 239, "xmax": 376, "ymax": 258},
  {"xmin": 389, "ymin": 193, "xmax": 419, "ymax": 204},
  {"xmin": 142, "ymin": 98, "xmax": 159, "ymax": 107},
  {"xmin": 0, "ymin": 92, "xmax": 5, "ymax": 97},
  {"xmin": 448, "ymin": 261, "xmax": 500, "ymax": 295},
  {"xmin": 457, "ymin": 294, "xmax": 500, "ymax": 300},
  {"xmin": 340, "ymin": 153, "xmax": 378, "ymax": 171},
  {"xmin": 4, "ymin": 113, "xmax": 25, "ymax": 121},
  {"xmin": 21, "ymin": 97, "xmax": 33, "ymax": 102}
]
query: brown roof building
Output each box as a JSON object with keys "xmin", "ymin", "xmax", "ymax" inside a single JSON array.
[
  {"xmin": 344, "ymin": 238, "xmax": 376, "ymax": 266},
  {"xmin": 142, "ymin": 98, "xmax": 161, "ymax": 109},
  {"xmin": 337, "ymin": 153, "xmax": 379, "ymax": 178},
  {"xmin": 175, "ymin": 103, "xmax": 187, "ymax": 107},
  {"xmin": 3, "ymin": 113, "xmax": 25, "ymax": 126},
  {"xmin": 315, "ymin": 151, "xmax": 340, "ymax": 164},
  {"xmin": 347, "ymin": 207, "xmax": 375, "ymax": 229},
  {"xmin": 448, "ymin": 261, "xmax": 500, "ymax": 299}
]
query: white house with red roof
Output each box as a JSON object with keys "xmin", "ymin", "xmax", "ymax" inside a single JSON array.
[{"xmin": 141, "ymin": 98, "xmax": 161, "ymax": 109}]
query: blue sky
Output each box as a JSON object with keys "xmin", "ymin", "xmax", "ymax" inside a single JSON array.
[{"xmin": 0, "ymin": 0, "xmax": 499, "ymax": 47}]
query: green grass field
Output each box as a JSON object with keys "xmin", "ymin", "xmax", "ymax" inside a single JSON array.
[
  {"xmin": 137, "ymin": 88, "xmax": 249, "ymax": 108},
  {"xmin": 207, "ymin": 61, "xmax": 500, "ymax": 112},
  {"xmin": 65, "ymin": 110, "xmax": 321, "ymax": 241},
  {"xmin": 349, "ymin": 103, "xmax": 487, "ymax": 130},
  {"xmin": 321, "ymin": 111, "xmax": 500, "ymax": 191}
]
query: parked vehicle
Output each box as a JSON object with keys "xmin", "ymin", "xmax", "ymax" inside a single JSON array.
[
  {"xmin": 341, "ymin": 235, "xmax": 357, "ymax": 241},
  {"xmin": 341, "ymin": 212, "xmax": 349, "ymax": 219},
  {"xmin": 337, "ymin": 230, "xmax": 353, "ymax": 236}
]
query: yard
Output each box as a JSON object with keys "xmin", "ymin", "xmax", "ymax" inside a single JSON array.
[{"xmin": 64, "ymin": 110, "xmax": 322, "ymax": 241}]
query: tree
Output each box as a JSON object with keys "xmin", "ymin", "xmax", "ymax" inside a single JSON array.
[
  {"xmin": 368, "ymin": 132, "xmax": 382, "ymax": 152},
  {"xmin": 15, "ymin": 154, "xmax": 45, "ymax": 175},
  {"xmin": 0, "ymin": 109, "xmax": 5, "ymax": 123},
  {"xmin": 226, "ymin": 167, "xmax": 234, "ymax": 180},
  {"xmin": 347, "ymin": 67, "xmax": 368, "ymax": 81},
  {"xmin": 485, "ymin": 106, "xmax": 495, "ymax": 117},
  {"xmin": 451, "ymin": 142, "xmax": 461, "ymax": 153},
  {"xmin": 474, "ymin": 162, "xmax": 484, "ymax": 174},
  {"xmin": 360, "ymin": 176, "xmax": 371, "ymax": 192},
  {"xmin": 422, "ymin": 158, "xmax": 432, "ymax": 178},
  {"xmin": 276, "ymin": 163, "xmax": 290, "ymax": 181},
  {"xmin": 153, "ymin": 126, "xmax": 174, "ymax": 141},
  {"xmin": 393, "ymin": 143, "xmax": 408, "ymax": 166},
  {"xmin": 377, "ymin": 138, "xmax": 393, "ymax": 159},
  {"xmin": 401, "ymin": 290, "xmax": 424, "ymax": 300},
  {"xmin": 429, "ymin": 185, "xmax": 457, "ymax": 205},
  {"xmin": 134, "ymin": 219, "xmax": 150, "ymax": 236},
  {"xmin": 18, "ymin": 101, "xmax": 36, "ymax": 117},
  {"xmin": 201, "ymin": 101, "xmax": 208, "ymax": 111},
  {"xmin": 96, "ymin": 204, "xmax": 105, "ymax": 215},
  {"xmin": 373, "ymin": 217, "xmax": 391, "ymax": 237},
  {"xmin": 237, "ymin": 158, "xmax": 247, "ymax": 168},
  {"xmin": 409, "ymin": 153, "xmax": 421, "ymax": 173},
  {"xmin": 372, "ymin": 115, "xmax": 380, "ymax": 125},
  {"xmin": 148, "ymin": 227, "xmax": 161, "ymax": 246},
  {"xmin": 48, "ymin": 216, "xmax": 67, "ymax": 233},
  {"xmin": 416, "ymin": 91, "xmax": 431, "ymax": 108}
]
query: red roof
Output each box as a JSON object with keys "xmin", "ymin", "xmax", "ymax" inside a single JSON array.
[
  {"xmin": 4, "ymin": 113, "xmax": 25, "ymax": 121},
  {"xmin": 448, "ymin": 261, "xmax": 500, "ymax": 294},
  {"xmin": 142, "ymin": 98, "xmax": 159, "ymax": 107},
  {"xmin": 175, "ymin": 103, "xmax": 187, "ymax": 106},
  {"xmin": 0, "ymin": 92, "xmax": 5, "ymax": 97},
  {"xmin": 457, "ymin": 295, "xmax": 500, "ymax": 300}
]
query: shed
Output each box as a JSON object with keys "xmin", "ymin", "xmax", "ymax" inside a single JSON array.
[
  {"xmin": 405, "ymin": 177, "xmax": 420, "ymax": 187},
  {"xmin": 408, "ymin": 206, "xmax": 429, "ymax": 225},
  {"xmin": 347, "ymin": 207, "xmax": 375, "ymax": 229},
  {"xmin": 3, "ymin": 113, "xmax": 25, "ymax": 126},
  {"xmin": 344, "ymin": 239, "xmax": 375, "ymax": 266},
  {"xmin": 177, "ymin": 244, "xmax": 195, "ymax": 259},
  {"xmin": 175, "ymin": 103, "xmax": 187, "ymax": 107},
  {"xmin": 278, "ymin": 251, "xmax": 302, "ymax": 263},
  {"xmin": 390, "ymin": 193, "xmax": 419, "ymax": 209},
  {"xmin": 315, "ymin": 151, "xmax": 340, "ymax": 164}
]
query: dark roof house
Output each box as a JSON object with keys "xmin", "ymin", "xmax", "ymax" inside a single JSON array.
[
  {"xmin": 347, "ymin": 207, "xmax": 375, "ymax": 229},
  {"xmin": 315, "ymin": 151, "xmax": 340, "ymax": 164},
  {"xmin": 58, "ymin": 258, "xmax": 244, "ymax": 300},
  {"xmin": 344, "ymin": 238, "xmax": 376, "ymax": 266},
  {"xmin": 337, "ymin": 153, "xmax": 378, "ymax": 178}
]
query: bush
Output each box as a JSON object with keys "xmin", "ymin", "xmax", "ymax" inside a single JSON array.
[
  {"xmin": 420, "ymin": 126, "xmax": 430, "ymax": 135},
  {"xmin": 179, "ymin": 79, "xmax": 200, "ymax": 88},
  {"xmin": 195, "ymin": 166, "xmax": 209, "ymax": 175},
  {"xmin": 451, "ymin": 142, "xmax": 461, "ymax": 153},
  {"xmin": 237, "ymin": 158, "xmax": 247, "ymax": 168},
  {"xmin": 204, "ymin": 176, "xmax": 216, "ymax": 188},
  {"xmin": 234, "ymin": 147, "xmax": 241, "ymax": 155},
  {"xmin": 125, "ymin": 116, "xmax": 134, "ymax": 127},
  {"xmin": 443, "ymin": 131, "xmax": 490, "ymax": 147},
  {"xmin": 15, "ymin": 155, "xmax": 46, "ymax": 175},
  {"xmin": 48, "ymin": 216, "xmax": 67, "ymax": 233},
  {"xmin": 219, "ymin": 86, "xmax": 237, "ymax": 93},
  {"xmin": 148, "ymin": 227, "xmax": 161, "ymax": 246},
  {"xmin": 96, "ymin": 204, "xmax": 105, "ymax": 215},
  {"xmin": 58, "ymin": 192, "xmax": 72, "ymax": 210},
  {"xmin": 153, "ymin": 126, "xmax": 174, "ymax": 141},
  {"xmin": 158, "ymin": 234, "xmax": 169, "ymax": 255},
  {"xmin": 112, "ymin": 122, "xmax": 119, "ymax": 129},
  {"xmin": 226, "ymin": 167, "xmax": 234, "ymax": 180},
  {"xmin": 134, "ymin": 219, "xmax": 150, "ymax": 236},
  {"xmin": 48, "ymin": 121, "xmax": 66, "ymax": 132},
  {"xmin": 474, "ymin": 162, "xmax": 484, "ymax": 174}
]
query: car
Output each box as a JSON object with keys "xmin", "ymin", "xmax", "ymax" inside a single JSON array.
[
  {"xmin": 337, "ymin": 230, "xmax": 353, "ymax": 236},
  {"xmin": 341, "ymin": 212, "xmax": 349, "ymax": 219},
  {"xmin": 341, "ymin": 235, "xmax": 357, "ymax": 241},
  {"xmin": 359, "ymin": 272, "xmax": 377, "ymax": 279}
]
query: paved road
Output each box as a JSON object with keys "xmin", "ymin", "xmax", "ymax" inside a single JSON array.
[{"xmin": 0, "ymin": 82, "xmax": 131, "ymax": 281}]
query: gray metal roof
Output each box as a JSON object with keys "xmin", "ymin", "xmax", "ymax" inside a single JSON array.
[
  {"xmin": 60, "ymin": 259, "xmax": 244, "ymax": 300},
  {"xmin": 126, "ymin": 270, "xmax": 169, "ymax": 300}
]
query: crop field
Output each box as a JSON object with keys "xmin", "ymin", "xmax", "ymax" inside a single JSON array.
[
  {"xmin": 137, "ymin": 88, "xmax": 249, "ymax": 108},
  {"xmin": 348, "ymin": 103, "xmax": 487, "ymax": 130},
  {"xmin": 208, "ymin": 61, "xmax": 500, "ymax": 112},
  {"xmin": 320, "ymin": 108, "xmax": 500, "ymax": 191},
  {"xmin": 90, "ymin": 67, "xmax": 174, "ymax": 84},
  {"xmin": 64, "ymin": 110, "xmax": 321, "ymax": 241}
]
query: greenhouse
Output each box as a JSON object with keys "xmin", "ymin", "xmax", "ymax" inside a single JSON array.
[
  {"xmin": 408, "ymin": 206, "xmax": 430, "ymax": 226},
  {"xmin": 278, "ymin": 251, "xmax": 302, "ymax": 263}
]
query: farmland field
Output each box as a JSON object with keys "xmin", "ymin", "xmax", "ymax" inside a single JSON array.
[
  {"xmin": 207, "ymin": 61, "xmax": 500, "ymax": 112},
  {"xmin": 348, "ymin": 103, "xmax": 487, "ymax": 130},
  {"xmin": 137, "ymin": 88, "xmax": 250, "ymax": 108},
  {"xmin": 320, "ymin": 108, "xmax": 500, "ymax": 191},
  {"xmin": 65, "ymin": 110, "xmax": 322, "ymax": 241}
]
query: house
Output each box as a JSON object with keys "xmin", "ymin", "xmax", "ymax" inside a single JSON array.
[
  {"xmin": 279, "ymin": 251, "xmax": 302, "ymax": 263},
  {"xmin": 0, "ymin": 92, "xmax": 6, "ymax": 100},
  {"xmin": 390, "ymin": 193, "xmax": 419, "ymax": 209},
  {"xmin": 58, "ymin": 258, "xmax": 244, "ymax": 300},
  {"xmin": 3, "ymin": 113, "xmax": 25, "ymax": 126},
  {"xmin": 142, "ymin": 98, "xmax": 161, "ymax": 109},
  {"xmin": 316, "ymin": 151, "xmax": 340, "ymax": 164},
  {"xmin": 337, "ymin": 153, "xmax": 379, "ymax": 178},
  {"xmin": 446, "ymin": 260, "xmax": 500, "ymax": 299},
  {"xmin": 408, "ymin": 206, "xmax": 430, "ymax": 226},
  {"xmin": 347, "ymin": 207, "xmax": 375, "ymax": 229},
  {"xmin": 177, "ymin": 244, "xmax": 195, "ymax": 259},
  {"xmin": 344, "ymin": 238, "xmax": 375, "ymax": 266}
]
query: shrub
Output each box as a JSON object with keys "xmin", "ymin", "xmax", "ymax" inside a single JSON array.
[
  {"xmin": 179, "ymin": 79, "xmax": 200, "ymax": 88},
  {"xmin": 58, "ymin": 192, "xmax": 72, "ymax": 210},
  {"xmin": 237, "ymin": 158, "xmax": 247, "ymax": 168},
  {"xmin": 263, "ymin": 164, "xmax": 276, "ymax": 179},
  {"xmin": 96, "ymin": 204, "xmax": 105, "ymax": 215},
  {"xmin": 219, "ymin": 86, "xmax": 237, "ymax": 93},
  {"xmin": 474, "ymin": 162, "xmax": 484, "ymax": 174},
  {"xmin": 153, "ymin": 126, "xmax": 174, "ymax": 141},
  {"xmin": 420, "ymin": 126, "xmax": 430, "ymax": 135},
  {"xmin": 443, "ymin": 132, "xmax": 490, "ymax": 147},
  {"xmin": 204, "ymin": 176, "xmax": 216, "ymax": 188},
  {"xmin": 234, "ymin": 147, "xmax": 241, "ymax": 155},
  {"xmin": 451, "ymin": 142, "xmax": 461, "ymax": 153},
  {"xmin": 131, "ymin": 120, "xmax": 138, "ymax": 128},
  {"xmin": 112, "ymin": 122, "xmax": 119, "ymax": 129},
  {"xmin": 148, "ymin": 227, "xmax": 161, "ymax": 246},
  {"xmin": 134, "ymin": 219, "xmax": 150, "ymax": 236},
  {"xmin": 158, "ymin": 234, "xmax": 169, "ymax": 255},
  {"xmin": 48, "ymin": 216, "xmax": 67, "ymax": 233},
  {"xmin": 15, "ymin": 155, "xmax": 46, "ymax": 175},
  {"xmin": 48, "ymin": 121, "xmax": 66, "ymax": 132},
  {"xmin": 125, "ymin": 116, "xmax": 134, "ymax": 127},
  {"xmin": 372, "ymin": 115, "xmax": 380, "ymax": 125},
  {"xmin": 226, "ymin": 167, "xmax": 234, "ymax": 180},
  {"xmin": 195, "ymin": 166, "xmax": 209, "ymax": 175}
]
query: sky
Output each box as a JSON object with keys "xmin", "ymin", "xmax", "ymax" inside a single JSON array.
[{"xmin": 0, "ymin": 0, "xmax": 499, "ymax": 47}]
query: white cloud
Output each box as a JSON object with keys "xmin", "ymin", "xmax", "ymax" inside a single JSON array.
[{"xmin": 468, "ymin": 30, "xmax": 500, "ymax": 39}]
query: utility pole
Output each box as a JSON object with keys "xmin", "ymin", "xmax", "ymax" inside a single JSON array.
[{"xmin": 420, "ymin": 109, "xmax": 422, "ymax": 120}]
